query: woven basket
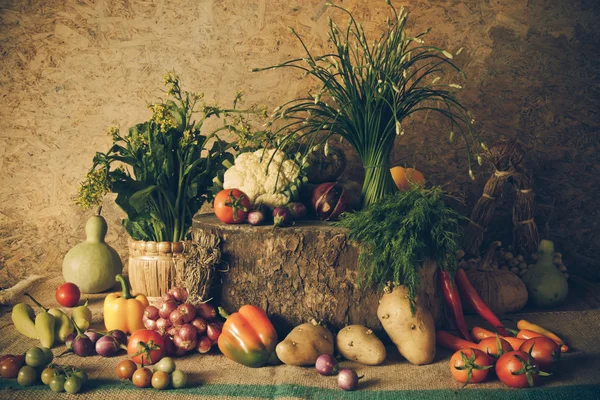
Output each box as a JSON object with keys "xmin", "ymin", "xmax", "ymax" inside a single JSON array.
[{"xmin": 128, "ymin": 239, "xmax": 185, "ymax": 300}]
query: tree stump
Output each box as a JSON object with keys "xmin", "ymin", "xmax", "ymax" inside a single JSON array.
[{"xmin": 192, "ymin": 214, "xmax": 443, "ymax": 335}]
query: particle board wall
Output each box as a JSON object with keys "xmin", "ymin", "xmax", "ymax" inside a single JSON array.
[{"xmin": 0, "ymin": 0, "xmax": 599, "ymax": 289}]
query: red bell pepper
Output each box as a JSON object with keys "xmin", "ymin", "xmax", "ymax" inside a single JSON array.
[
  {"xmin": 440, "ymin": 270, "xmax": 471, "ymax": 340},
  {"xmin": 217, "ymin": 305, "xmax": 277, "ymax": 368},
  {"xmin": 455, "ymin": 269, "xmax": 510, "ymax": 336}
]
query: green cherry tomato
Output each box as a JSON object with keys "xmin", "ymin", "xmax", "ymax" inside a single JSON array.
[
  {"xmin": 25, "ymin": 347, "xmax": 46, "ymax": 368},
  {"xmin": 49, "ymin": 375, "xmax": 66, "ymax": 393},
  {"xmin": 151, "ymin": 370, "xmax": 170, "ymax": 390},
  {"xmin": 171, "ymin": 369, "xmax": 188, "ymax": 389},
  {"xmin": 64, "ymin": 375, "xmax": 83, "ymax": 394},
  {"xmin": 17, "ymin": 366, "xmax": 38, "ymax": 387},
  {"xmin": 40, "ymin": 347, "xmax": 54, "ymax": 365},
  {"xmin": 153, "ymin": 357, "xmax": 176, "ymax": 374},
  {"xmin": 72, "ymin": 369, "xmax": 89, "ymax": 386},
  {"xmin": 41, "ymin": 367, "xmax": 56, "ymax": 385}
]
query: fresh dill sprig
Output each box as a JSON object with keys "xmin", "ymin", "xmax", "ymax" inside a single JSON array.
[{"xmin": 335, "ymin": 186, "xmax": 464, "ymax": 309}]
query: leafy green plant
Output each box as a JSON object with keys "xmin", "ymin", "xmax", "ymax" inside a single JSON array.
[
  {"xmin": 254, "ymin": 1, "xmax": 482, "ymax": 208},
  {"xmin": 77, "ymin": 72, "xmax": 263, "ymax": 242},
  {"xmin": 335, "ymin": 186, "xmax": 464, "ymax": 308}
]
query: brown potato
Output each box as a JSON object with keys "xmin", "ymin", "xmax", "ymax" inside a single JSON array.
[
  {"xmin": 275, "ymin": 320, "xmax": 334, "ymax": 366},
  {"xmin": 336, "ymin": 324, "xmax": 386, "ymax": 365}
]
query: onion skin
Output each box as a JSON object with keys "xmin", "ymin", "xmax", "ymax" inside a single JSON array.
[
  {"xmin": 315, "ymin": 354, "xmax": 339, "ymax": 376},
  {"xmin": 196, "ymin": 303, "xmax": 217, "ymax": 320},
  {"xmin": 178, "ymin": 324, "xmax": 197, "ymax": 342},
  {"xmin": 173, "ymin": 334, "xmax": 197, "ymax": 352},
  {"xmin": 206, "ymin": 322, "xmax": 222, "ymax": 341},
  {"xmin": 156, "ymin": 318, "xmax": 172, "ymax": 335},
  {"xmin": 161, "ymin": 293, "xmax": 175, "ymax": 304},
  {"xmin": 196, "ymin": 336, "xmax": 213, "ymax": 354},
  {"xmin": 143, "ymin": 315, "xmax": 158, "ymax": 331},
  {"xmin": 311, "ymin": 182, "xmax": 348, "ymax": 221},
  {"xmin": 177, "ymin": 303, "xmax": 196, "ymax": 324},
  {"xmin": 159, "ymin": 300, "xmax": 178, "ymax": 319},
  {"xmin": 191, "ymin": 317, "xmax": 207, "ymax": 335},
  {"xmin": 168, "ymin": 287, "xmax": 189, "ymax": 303},
  {"xmin": 144, "ymin": 306, "xmax": 160, "ymax": 321}
]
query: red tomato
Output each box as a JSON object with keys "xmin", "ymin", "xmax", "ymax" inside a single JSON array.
[
  {"xmin": 127, "ymin": 330, "xmax": 165, "ymax": 365},
  {"xmin": 496, "ymin": 350, "xmax": 543, "ymax": 388},
  {"xmin": 449, "ymin": 348, "xmax": 494, "ymax": 386},
  {"xmin": 519, "ymin": 337, "xmax": 561, "ymax": 372},
  {"xmin": 213, "ymin": 189, "xmax": 251, "ymax": 224},
  {"xmin": 56, "ymin": 283, "xmax": 81, "ymax": 307},
  {"xmin": 477, "ymin": 336, "xmax": 513, "ymax": 360}
]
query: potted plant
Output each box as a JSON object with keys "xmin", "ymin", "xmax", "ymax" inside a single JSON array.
[
  {"xmin": 254, "ymin": 1, "xmax": 483, "ymax": 208},
  {"xmin": 77, "ymin": 72, "xmax": 263, "ymax": 297}
]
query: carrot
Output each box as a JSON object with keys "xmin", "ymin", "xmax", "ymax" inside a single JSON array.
[
  {"xmin": 471, "ymin": 326, "xmax": 496, "ymax": 342},
  {"xmin": 517, "ymin": 320, "xmax": 569, "ymax": 352},
  {"xmin": 517, "ymin": 329, "xmax": 567, "ymax": 353},
  {"xmin": 502, "ymin": 336, "xmax": 526, "ymax": 351},
  {"xmin": 436, "ymin": 330, "xmax": 478, "ymax": 352}
]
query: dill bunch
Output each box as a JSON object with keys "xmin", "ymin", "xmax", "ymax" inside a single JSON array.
[{"xmin": 336, "ymin": 186, "xmax": 464, "ymax": 307}]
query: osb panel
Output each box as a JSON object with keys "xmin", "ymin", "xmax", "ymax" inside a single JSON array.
[{"xmin": 0, "ymin": 0, "xmax": 599, "ymax": 288}]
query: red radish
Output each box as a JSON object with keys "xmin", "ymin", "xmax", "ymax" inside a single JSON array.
[
  {"xmin": 144, "ymin": 305, "xmax": 159, "ymax": 321},
  {"xmin": 196, "ymin": 303, "xmax": 217, "ymax": 320},
  {"xmin": 178, "ymin": 303, "xmax": 196, "ymax": 323},
  {"xmin": 197, "ymin": 336, "xmax": 213, "ymax": 354},
  {"xmin": 191, "ymin": 317, "xmax": 207, "ymax": 335},
  {"xmin": 159, "ymin": 300, "xmax": 178, "ymax": 319},
  {"xmin": 168, "ymin": 287, "xmax": 189, "ymax": 303},
  {"xmin": 206, "ymin": 322, "xmax": 223, "ymax": 341}
]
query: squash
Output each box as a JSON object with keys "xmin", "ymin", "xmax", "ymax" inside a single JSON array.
[
  {"xmin": 522, "ymin": 240, "xmax": 568, "ymax": 308},
  {"xmin": 465, "ymin": 241, "xmax": 528, "ymax": 314},
  {"xmin": 390, "ymin": 166, "xmax": 425, "ymax": 191},
  {"xmin": 62, "ymin": 208, "xmax": 123, "ymax": 293}
]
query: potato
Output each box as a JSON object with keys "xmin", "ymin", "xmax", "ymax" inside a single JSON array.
[
  {"xmin": 336, "ymin": 324, "xmax": 386, "ymax": 365},
  {"xmin": 275, "ymin": 320, "xmax": 334, "ymax": 366},
  {"xmin": 377, "ymin": 285, "xmax": 435, "ymax": 365}
]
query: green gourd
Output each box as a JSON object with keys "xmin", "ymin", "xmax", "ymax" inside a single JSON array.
[
  {"xmin": 522, "ymin": 240, "xmax": 568, "ymax": 308},
  {"xmin": 62, "ymin": 208, "xmax": 122, "ymax": 293}
]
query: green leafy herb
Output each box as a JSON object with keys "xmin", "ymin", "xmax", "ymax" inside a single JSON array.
[{"xmin": 335, "ymin": 186, "xmax": 464, "ymax": 307}]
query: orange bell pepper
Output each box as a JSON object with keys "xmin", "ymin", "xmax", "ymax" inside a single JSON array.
[
  {"xmin": 217, "ymin": 305, "xmax": 277, "ymax": 368},
  {"xmin": 104, "ymin": 274, "xmax": 148, "ymax": 334}
]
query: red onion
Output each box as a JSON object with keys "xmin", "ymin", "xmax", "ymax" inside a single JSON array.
[
  {"xmin": 161, "ymin": 293, "xmax": 175, "ymax": 304},
  {"xmin": 169, "ymin": 309, "xmax": 185, "ymax": 326},
  {"xmin": 144, "ymin": 305, "xmax": 160, "ymax": 320},
  {"xmin": 143, "ymin": 315, "xmax": 158, "ymax": 331},
  {"xmin": 338, "ymin": 369, "xmax": 361, "ymax": 391},
  {"xmin": 173, "ymin": 333, "xmax": 197, "ymax": 352},
  {"xmin": 159, "ymin": 300, "xmax": 178, "ymax": 319},
  {"xmin": 178, "ymin": 324, "xmax": 197, "ymax": 342},
  {"xmin": 196, "ymin": 303, "xmax": 217, "ymax": 320},
  {"xmin": 311, "ymin": 182, "xmax": 348, "ymax": 220},
  {"xmin": 196, "ymin": 336, "xmax": 213, "ymax": 354},
  {"xmin": 164, "ymin": 336, "xmax": 176, "ymax": 356},
  {"xmin": 191, "ymin": 317, "xmax": 207, "ymax": 335},
  {"xmin": 206, "ymin": 321, "xmax": 223, "ymax": 341},
  {"xmin": 168, "ymin": 287, "xmax": 189, "ymax": 303},
  {"xmin": 173, "ymin": 345, "xmax": 188, "ymax": 357},
  {"xmin": 167, "ymin": 325, "xmax": 181, "ymax": 337},
  {"xmin": 177, "ymin": 303, "xmax": 196, "ymax": 324},
  {"xmin": 315, "ymin": 354, "xmax": 339, "ymax": 376},
  {"xmin": 156, "ymin": 317, "xmax": 172, "ymax": 335}
]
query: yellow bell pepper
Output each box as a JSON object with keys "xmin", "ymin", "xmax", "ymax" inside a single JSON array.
[{"xmin": 104, "ymin": 274, "xmax": 149, "ymax": 334}]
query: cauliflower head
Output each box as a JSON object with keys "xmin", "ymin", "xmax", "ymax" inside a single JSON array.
[{"xmin": 223, "ymin": 148, "xmax": 301, "ymax": 208}]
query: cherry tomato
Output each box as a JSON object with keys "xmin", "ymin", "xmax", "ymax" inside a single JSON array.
[
  {"xmin": 214, "ymin": 189, "xmax": 251, "ymax": 224},
  {"xmin": 64, "ymin": 375, "xmax": 83, "ymax": 394},
  {"xmin": 132, "ymin": 367, "xmax": 152, "ymax": 388},
  {"xmin": 72, "ymin": 369, "xmax": 89, "ymax": 386},
  {"xmin": 56, "ymin": 282, "xmax": 81, "ymax": 307},
  {"xmin": 171, "ymin": 369, "xmax": 187, "ymax": 389},
  {"xmin": 49, "ymin": 374, "xmax": 66, "ymax": 392},
  {"xmin": 151, "ymin": 370, "xmax": 171, "ymax": 390},
  {"xmin": 0, "ymin": 357, "xmax": 22, "ymax": 379},
  {"xmin": 450, "ymin": 348, "xmax": 494, "ymax": 386},
  {"xmin": 25, "ymin": 347, "xmax": 46, "ymax": 368},
  {"xmin": 496, "ymin": 350, "xmax": 544, "ymax": 388},
  {"xmin": 477, "ymin": 336, "xmax": 513, "ymax": 360},
  {"xmin": 116, "ymin": 360, "xmax": 137, "ymax": 380},
  {"xmin": 127, "ymin": 330, "xmax": 165, "ymax": 365},
  {"xmin": 41, "ymin": 367, "xmax": 56, "ymax": 385},
  {"xmin": 17, "ymin": 366, "xmax": 38, "ymax": 387},
  {"xmin": 519, "ymin": 337, "xmax": 561, "ymax": 372}
]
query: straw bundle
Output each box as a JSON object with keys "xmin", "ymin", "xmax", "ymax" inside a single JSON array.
[
  {"xmin": 463, "ymin": 140, "xmax": 540, "ymax": 256},
  {"xmin": 174, "ymin": 229, "xmax": 222, "ymax": 305}
]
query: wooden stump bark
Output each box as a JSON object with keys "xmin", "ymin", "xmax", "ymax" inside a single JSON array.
[{"xmin": 192, "ymin": 214, "xmax": 443, "ymax": 335}]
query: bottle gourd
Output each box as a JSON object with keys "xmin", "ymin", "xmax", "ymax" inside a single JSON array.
[
  {"xmin": 522, "ymin": 240, "xmax": 568, "ymax": 308},
  {"xmin": 62, "ymin": 208, "xmax": 122, "ymax": 293}
]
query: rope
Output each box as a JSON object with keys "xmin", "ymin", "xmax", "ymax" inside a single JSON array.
[
  {"xmin": 469, "ymin": 220, "xmax": 486, "ymax": 231},
  {"xmin": 482, "ymin": 193, "xmax": 496, "ymax": 200},
  {"xmin": 494, "ymin": 170, "xmax": 511, "ymax": 177},
  {"xmin": 516, "ymin": 218, "xmax": 534, "ymax": 225},
  {"xmin": 519, "ymin": 189, "xmax": 532, "ymax": 194}
]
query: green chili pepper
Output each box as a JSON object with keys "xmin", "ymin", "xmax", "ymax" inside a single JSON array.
[
  {"xmin": 72, "ymin": 300, "xmax": 92, "ymax": 331},
  {"xmin": 24, "ymin": 293, "xmax": 56, "ymax": 348}
]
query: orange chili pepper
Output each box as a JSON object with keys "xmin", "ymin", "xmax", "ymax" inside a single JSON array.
[
  {"xmin": 471, "ymin": 326, "xmax": 496, "ymax": 342},
  {"xmin": 517, "ymin": 320, "xmax": 568, "ymax": 352}
]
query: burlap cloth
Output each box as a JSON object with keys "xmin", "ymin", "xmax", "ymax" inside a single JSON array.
[{"xmin": 0, "ymin": 275, "xmax": 599, "ymax": 399}]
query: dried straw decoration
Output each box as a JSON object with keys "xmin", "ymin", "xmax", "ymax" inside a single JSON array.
[
  {"xmin": 174, "ymin": 229, "xmax": 223, "ymax": 305},
  {"xmin": 463, "ymin": 140, "xmax": 539, "ymax": 256}
]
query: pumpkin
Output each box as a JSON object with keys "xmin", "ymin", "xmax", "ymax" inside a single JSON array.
[
  {"xmin": 390, "ymin": 166, "xmax": 425, "ymax": 191},
  {"xmin": 465, "ymin": 241, "xmax": 528, "ymax": 315},
  {"xmin": 62, "ymin": 208, "xmax": 123, "ymax": 293}
]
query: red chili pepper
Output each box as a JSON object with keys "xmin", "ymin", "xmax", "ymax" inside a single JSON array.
[
  {"xmin": 440, "ymin": 270, "xmax": 471, "ymax": 340},
  {"xmin": 436, "ymin": 330, "xmax": 478, "ymax": 352},
  {"xmin": 455, "ymin": 269, "xmax": 510, "ymax": 337}
]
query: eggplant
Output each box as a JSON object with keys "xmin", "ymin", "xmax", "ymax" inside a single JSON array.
[{"xmin": 273, "ymin": 207, "xmax": 293, "ymax": 227}]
